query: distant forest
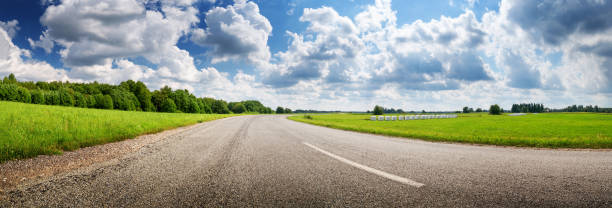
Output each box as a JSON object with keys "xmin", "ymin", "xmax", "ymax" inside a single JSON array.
[{"xmin": 0, "ymin": 73, "xmax": 277, "ymax": 114}]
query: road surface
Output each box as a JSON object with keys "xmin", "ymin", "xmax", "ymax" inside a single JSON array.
[{"xmin": 5, "ymin": 115, "xmax": 612, "ymax": 207}]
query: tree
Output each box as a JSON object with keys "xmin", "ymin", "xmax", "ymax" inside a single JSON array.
[
  {"xmin": 185, "ymin": 99, "xmax": 200, "ymax": 113},
  {"xmin": 85, "ymin": 94, "xmax": 97, "ymax": 108},
  {"xmin": 372, "ymin": 105, "xmax": 384, "ymax": 115},
  {"xmin": 110, "ymin": 88, "xmax": 139, "ymax": 111},
  {"xmin": 160, "ymin": 98, "xmax": 177, "ymax": 113},
  {"xmin": 16, "ymin": 87, "xmax": 31, "ymax": 103},
  {"xmin": 102, "ymin": 95, "xmax": 114, "ymax": 109},
  {"xmin": 94, "ymin": 94, "xmax": 112, "ymax": 109},
  {"xmin": 74, "ymin": 92, "xmax": 87, "ymax": 108},
  {"xmin": 276, "ymin": 106, "xmax": 285, "ymax": 114},
  {"xmin": 231, "ymin": 102, "xmax": 247, "ymax": 114},
  {"xmin": 463, "ymin": 106, "xmax": 470, "ymax": 113},
  {"xmin": 284, "ymin": 108, "xmax": 292, "ymax": 114},
  {"xmin": 211, "ymin": 100, "xmax": 230, "ymax": 114},
  {"xmin": 197, "ymin": 98, "xmax": 212, "ymax": 114},
  {"xmin": 58, "ymin": 88, "xmax": 74, "ymax": 106},
  {"xmin": 476, "ymin": 108, "xmax": 483, "ymax": 112},
  {"xmin": 31, "ymin": 90, "xmax": 45, "ymax": 104},
  {"xmin": 45, "ymin": 91, "xmax": 61, "ymax": 105},
  {"xmin": 2, "ymin": 73, "xmax": 17, "ymax": 84},
  {"xmin": 489, "ymin": 104, "xmax": 502, "ymax": 115}
]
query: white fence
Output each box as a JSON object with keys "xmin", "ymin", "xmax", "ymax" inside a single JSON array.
[{"xmin": 371, "ymin": 114, "xmax": 457, "ymax": 121}]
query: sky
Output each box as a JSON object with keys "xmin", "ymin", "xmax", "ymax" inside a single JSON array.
[{"xmin": 0, "ymin": 0, "xmax": 611, "ymax": 111}]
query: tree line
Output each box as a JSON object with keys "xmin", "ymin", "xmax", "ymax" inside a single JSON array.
[
  {"xmin": 275, "ymin": 106, "xmax": 293, "ymax": 114},
  {"xmin": 510, "ymin": 103, "xmax": 544, "ymax": 113},
  {"xmin": 551, "ymin": 105, "xmax": 611, "ymax": 113},
  {"xmin": 0, "ymin": 73, "xmax": 274, "ymax": 114}
]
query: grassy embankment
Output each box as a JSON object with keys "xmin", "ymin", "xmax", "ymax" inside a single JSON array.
[
  {"xmin": 289, "ymin": 113, "xmax": 612, "ymax": 148},
  {"xmin": 0, "ymin": 101, "xmax": 235, "ymax": 162}
]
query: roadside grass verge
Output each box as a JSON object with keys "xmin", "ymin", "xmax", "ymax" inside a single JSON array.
[
  {"xmin": 289, "ymin": 113, "xmax": 612, "ymax": 149},
  {"xmin": 0, "ymin": 101, "xmax": 235, "ymax": 163}
]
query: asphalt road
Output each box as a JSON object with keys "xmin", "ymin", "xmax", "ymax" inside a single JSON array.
[{"xmin": 5, "ymin": 115, "xmax": 612, "ymax": 207}]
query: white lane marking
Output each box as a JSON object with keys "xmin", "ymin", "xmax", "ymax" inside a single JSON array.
[{"xmin": 302, "ymin": 142, "xmax": 425, "ymax": 188}]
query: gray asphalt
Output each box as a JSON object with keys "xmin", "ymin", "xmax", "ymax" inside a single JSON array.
[{"xmin": 4, "ymin": 115, "xmax": 612, "ymax": 207}]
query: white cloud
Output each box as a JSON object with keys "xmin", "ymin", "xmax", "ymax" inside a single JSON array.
[
  {"xmin": 3, "ymin": 0, "xmax": 611, "ymax": 111},
  {"xmin": 37, "ymin": 0, "xmax": 200, "ymax": 84},
  {"xmin": 0, "ymin": 26, "xmax": 68, "ymax": 82},
  {"xmin": 0, "ymin": 20, "xmax": 19, "ymax": 39},
  {"xmin": 191, "ymin": 0, "xmax": 272, "ymax": 65},
  {"xmin": 28, "ymin": 31, "xmax": 54, "ymax": 53}
]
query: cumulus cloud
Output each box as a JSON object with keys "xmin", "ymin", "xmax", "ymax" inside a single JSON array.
[
  {"xmin": 190, "ymin": 0, "xmax": 272, "ymax": 65},
  {"xmin": 0, "ymin": 26, "xmax": 68, "ymax": 81},
  {"xmin": 0, "ymin": 20, "xmax": 19, "ymax": 38},
  {"xmin": 507, "ymin": 0, "xmax": 612, "ymax": 45},
  {"xmin": 264, "ymin": 1, "xmax": 491, "ymax": 94},
  {"xmin": 37, "ymin": 0, "xmax": 200, "ymax": 83},
  {"xmin": 28, "ymin": 31, "xmax": 54, "ymax": 53},
  {"xmin": 4, "ymin": 0, "xmax": 611, "ymax": 110}
]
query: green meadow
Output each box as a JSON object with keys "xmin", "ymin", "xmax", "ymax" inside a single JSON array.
[
  {"xmin": 0, "ymin": 101, "xmax": 234, "ymax": 162},
  {"xmin": 289, "ymin": 113, "xmax": 612, "ymax": 149}
]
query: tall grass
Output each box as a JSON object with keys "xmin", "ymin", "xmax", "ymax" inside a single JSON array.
[
  {"xmin": 289, "ymin": 113, "xmax": 612, "ymax": 148},
  {"xmin": 0, "ymin": 101, "xmax": 234, "ymax": 162}
]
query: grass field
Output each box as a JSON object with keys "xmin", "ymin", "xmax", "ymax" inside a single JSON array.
[
  {"xmin": 0, "ymin": 101, "xmax": 235, "ymax": 162},
  {"xmin": 289, "ymin": 113, "xmax": 612, "ymax": 149}
]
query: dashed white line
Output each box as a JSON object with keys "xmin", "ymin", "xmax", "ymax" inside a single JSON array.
[{"xmin": 302, "ymin": 142, "xmax": 425, "ymax": 188}]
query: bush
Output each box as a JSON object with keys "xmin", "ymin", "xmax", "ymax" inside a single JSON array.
[
  {"xmin": 372, "ymin": 105, "xmax": 384, "ymax": 115},
  {"xmin": 161, "ymin": 98, "xmax": 177, "ymax": 113},
  {"xmin": 304, "ymin": 115, "xmax": 313, "ymax": 119},
  {"xmin": 489, "ymin": 104, "xmax": 502, "ymax": 115}
]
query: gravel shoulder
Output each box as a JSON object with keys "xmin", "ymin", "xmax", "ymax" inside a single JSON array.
[{"xmin": 0, "ymin": 117, "xmax": 234, "ymax": 198}]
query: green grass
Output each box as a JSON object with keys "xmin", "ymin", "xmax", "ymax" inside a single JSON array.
[
  {"xmin": 289, "ymin": 113, "xmax": 612, "ymax": 149},
  {"xmin": 0, "ymin": 101, "xmax": 235, "ymax": 162}
]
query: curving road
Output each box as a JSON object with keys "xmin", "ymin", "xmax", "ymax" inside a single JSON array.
[{"xmin": 5, "ymin": 115, "xmax": 612, "ymax": 207}]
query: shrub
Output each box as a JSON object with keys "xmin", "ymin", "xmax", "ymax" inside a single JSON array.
[
  {"xmin": 489, "ymin": 104, "xmax": 502, "ymax": 115},
  {"xmin": 304, "ymin": 115, "xmax": 313, "ymax": 119}
]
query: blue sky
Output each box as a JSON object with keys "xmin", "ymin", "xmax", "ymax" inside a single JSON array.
[{"xmin": 0, "ymin": 0, "xmax": 610, "ymax": 111}]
